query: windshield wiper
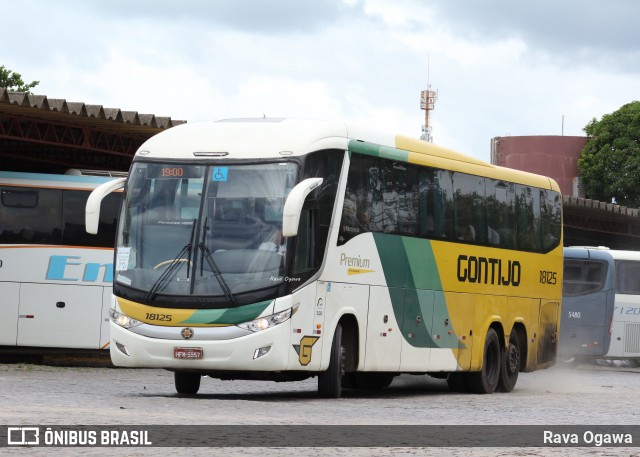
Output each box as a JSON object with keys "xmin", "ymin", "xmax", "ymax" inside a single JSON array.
[
  {"xmin": 198, "ymin": 216, "xmax": 238, "ymax": 306},
  {"xmin": 143, "ymin": 219, "xmax": 197, "ymax": 303}
]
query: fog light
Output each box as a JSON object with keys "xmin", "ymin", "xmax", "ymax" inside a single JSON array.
[
  {"xmin": 253, "ymin": 346, "xmax": 271, "ymax": 359},
  {"xmin": 115, "ymin": 341, "xmax": 130, "ymax": 356}
]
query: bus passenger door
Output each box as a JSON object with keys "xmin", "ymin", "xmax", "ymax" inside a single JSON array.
[
  {"xmin": 288, "ymin": 282, "xmax": 325, "ymax": 371},
  {"xmin": 0, "ymin": 283, "xmax": 20, "ymax": 345},
  {"xmin": 538, "ymin": 300, "xmax": 560, "ymax": 367},
  {"xmin": 364, "ymin": 286, "xmax": 402, "ymax": 371}
]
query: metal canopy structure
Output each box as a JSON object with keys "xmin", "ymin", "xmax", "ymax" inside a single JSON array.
[
  {"xmin": 563, "ymin": 196, "xmax": 640, "ymax": 250},
  {"xmin": 0, "ymin": 87, "xmax": 185, "ymax": 173}
]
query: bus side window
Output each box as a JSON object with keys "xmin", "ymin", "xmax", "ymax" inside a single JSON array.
[
  {"xmin": 338, "ymin": 154, "xmax": 381, "ymax": 245},
  {"xmin": 0, "ymin": 187, "xmax": 62, "ymax": 245},
  {"xmin": 516, "ymin": 184, "xmax": 541, "ymax": 252},
  {"xmin": 486, "ymin": 180, "xmax": 516, "ymax": 249},
  {"xmin": 540, "ymin": 189, "xmax": 561, "ymax": 252},
  {"xmin": 453, "ymin": 173, "xmax": 486, "ymax": 245},
  {"xmin": 292, "ymin": 209, "xmax": 314, "ymax": 274}
]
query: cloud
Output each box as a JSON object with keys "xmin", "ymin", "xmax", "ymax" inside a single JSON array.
[
  {"xmin": 5, "ymin": 0, "xmax": 640, "ymax": 163},
  {"xmin": 426, "ymin": 0, "xmax": 640, "ymax": 71},
  {"xmin": 71, "ymin": 0, "xmax": 363, "ymax": 34}
]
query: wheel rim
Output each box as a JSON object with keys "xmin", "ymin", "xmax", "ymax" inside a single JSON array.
[{"xmin": 507, "ymin": 344, "xmax": 519, "ymax": 374}]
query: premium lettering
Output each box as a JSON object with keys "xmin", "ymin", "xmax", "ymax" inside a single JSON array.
[
  {"xmin": 457, "ymin": 255, "xmax": 521, "ymax": 286},
  {"xmin": 340, "ymin": 253, "xmax": 370, "ymax": 269}
]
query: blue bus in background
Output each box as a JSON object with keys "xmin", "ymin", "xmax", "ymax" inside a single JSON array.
[
  {"xmin": 560, "ymin": 247, "xmax": 640, "ymax": 366},
  {"xmin": 560, "ymin": 247, "xmax": 616, "ymax": 365}
]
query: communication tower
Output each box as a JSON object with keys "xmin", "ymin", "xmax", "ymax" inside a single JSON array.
[{"xmin": 420, "ymin": 85, "xmax": 438, "ymax": 142}]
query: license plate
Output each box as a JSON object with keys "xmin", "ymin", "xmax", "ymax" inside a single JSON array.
[{"xmin": 174, "ymin": 347, "xmax": 203, "ymax": 359}]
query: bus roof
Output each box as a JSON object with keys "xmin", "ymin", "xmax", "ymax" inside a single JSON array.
[
  {"xmin": 136, "ymin": 118, "xmax": 560, "ymax": 191},
  {"xmin": 136, "ymin": 119, "xmax": 359, "ymax": 160},
  {"xmin": 564, "ymin": 246, "xmax": 615, "ymax": 261},
  {"xmin": 0, "ymin": 170, "xmax": 119, "ymax": 190},
  {"xmin": 564, "ymin": 246, "xmax": 640, "ymax": 262},
  {"xmin": 607, "ymin": 250, "xmax": 640, "ymax": 261}
]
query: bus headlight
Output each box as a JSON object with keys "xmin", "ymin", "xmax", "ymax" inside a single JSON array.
[
  {"xmin": 237, "ymin": 308, "xmax": 292, "ymax": 333},
  {"xmin": 110, "ymin": 308, "xmax": 143, "ymax": 329}
]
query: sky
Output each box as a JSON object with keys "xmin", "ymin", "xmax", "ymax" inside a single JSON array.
[{"xmin": 4, "ymin": 0, "xmax": 640, "ymax": 160}]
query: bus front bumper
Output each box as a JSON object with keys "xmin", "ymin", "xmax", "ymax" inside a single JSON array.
[{"xmin": 109, "ymin": 321, "xmax": 292, "ymax": 371}]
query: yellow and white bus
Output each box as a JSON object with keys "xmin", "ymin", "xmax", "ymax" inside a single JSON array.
[
  {"xmin": 0, "ymin": 170, "xmax": 122, "ymax": 351},
  {"xmin": 86, "ymin": 119, "xmax": 563, "ymax": 397}
]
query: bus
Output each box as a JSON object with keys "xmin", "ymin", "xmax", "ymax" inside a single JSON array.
[
  {"xmin": 86, "ymin": 118, "xmax": 563, "ymax": 397},
  {"xmin": 560, "ymin": 247, "xmax": 640, "ymax": 366},
  {"xmin": 559, "ymin": 247, "xmax": 615, "ymax": 365},
  {"xmin": 0, "ymin": 170, "xmax": 122, "ymax": 351}
]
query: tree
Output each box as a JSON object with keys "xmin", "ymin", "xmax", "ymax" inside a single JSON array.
[
  {"xmin": 577, "ymin": 101, "xmax": 640, "ymax": 208},
  {"xmin": 0, "ymin": 65, "xmax": 39, "ymax": 93}
]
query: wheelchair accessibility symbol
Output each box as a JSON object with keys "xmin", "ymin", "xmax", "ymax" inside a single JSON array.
[{"xmin": 212, "ymin": 167, "xmax": 229, "ymax": 182}]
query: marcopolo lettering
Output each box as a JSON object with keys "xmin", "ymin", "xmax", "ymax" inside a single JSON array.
[
  {"xmin": 46, "ymin": 255, "xmax": 113, "ymax": 283},
  {"xmin": 457, "ymin": 255, "xmax": 521, "ymax": 286}
]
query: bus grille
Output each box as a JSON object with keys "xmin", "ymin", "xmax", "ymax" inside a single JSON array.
[{"xmin": 624, "ymin": 323, "xmax": 640, "ymax": 354}]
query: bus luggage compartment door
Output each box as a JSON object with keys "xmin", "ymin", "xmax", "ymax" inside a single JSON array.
[
  {"xmin": 0, "ymin": 282, "xmax": 20, "ymax": 345},
  {"xmin": 17, "ymin": 283, "xmax": 103, "ymax": 349}
]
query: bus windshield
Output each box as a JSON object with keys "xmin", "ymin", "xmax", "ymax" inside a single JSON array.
[{"xmin": 115, "ymin": 161, "xmax": 298, "ymax": 304}]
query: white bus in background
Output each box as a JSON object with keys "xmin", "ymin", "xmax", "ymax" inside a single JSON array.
[
  {"xmin": 607, "ymin": 249, "xmax": 640, "ymax": 363},
  {"xmin": 0, "ymin": 170, "xmax": 123, "ymax": 351}
]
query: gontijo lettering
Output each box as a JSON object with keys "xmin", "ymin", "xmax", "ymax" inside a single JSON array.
[
  {"xmin": 457, "ymin": 254, "xmax": 521, "ymax": 286},
  {"xmin": 46, "ymin": 255, "xmax": 113, "ymax": 283}
]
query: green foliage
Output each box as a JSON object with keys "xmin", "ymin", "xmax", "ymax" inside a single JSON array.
[
  {"xmin": 577, "ymin": 101, "xmax": 640, "ymax": 207},
  {"xmin": 0, "ymin": 65, "xmax": 40, "ymax": 93}
]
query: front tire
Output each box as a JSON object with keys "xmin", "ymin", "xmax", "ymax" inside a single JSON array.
[
  {"xmin": 318, "ymin": 323, "xmax": 344, "ymax": 398},
  {"xmin": 175, "ymin": 371, "xmax": 201, "ymax": 395},
  {"xmin": 468, "ymin": 328, "xmax": 501, "ymax": 394}
]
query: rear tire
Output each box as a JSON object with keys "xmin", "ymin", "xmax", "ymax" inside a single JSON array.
[
  {"xmin": 497, "ymin": 331, "xmax": 520, "ymax": 392},
  {"xmin": 175, "ymin": 371, "xmax": 201, "ymax": 395},
  {"xmin": 318, "ymin": 323, "xmax": 344, "ymax": 398},
  {"xmin": 468, "ymin": 328, "xmax": 501, "ymax": 394}
]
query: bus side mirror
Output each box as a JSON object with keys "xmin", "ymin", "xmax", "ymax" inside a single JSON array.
[
  {"xmin": 282, "ymin": 178, "xmax": 323, "ymax": 237},
  {"xmin": 85, "ymin": 178, "xmax": 126, "ymax": 234}
]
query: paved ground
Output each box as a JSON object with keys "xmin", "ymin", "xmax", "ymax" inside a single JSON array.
[{"xmin": 1, "ymin": 360, "xmax": 639, "ymax": 456}]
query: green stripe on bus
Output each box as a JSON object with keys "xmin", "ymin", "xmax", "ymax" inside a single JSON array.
[
  {"xmin": 181, "ymin": 300, "xmax": 273, "ymax": 325},
  {"xmin": 348, "ymin": 140, "xmax": 410, "ymax": 162},
  {"xmin": 373, "ymin": 233, "xmax": 460, "ymax": 349}
]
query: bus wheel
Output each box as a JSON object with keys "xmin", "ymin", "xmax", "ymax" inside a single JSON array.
[
  {"xmin": 497, "ymin": 332, "xmax": 520, "ymax": 392},
  {"xmin": 318, "ymin": 323, "xmax": 344, "ymax": 398},
  {"xmin": 468, "ymin": 328, "xmax": 501, "ymax": 394},
  {"xmin": 174, "ymin": 371, "xmax": 201, "ymax": 395},
  {"xmin": 354, "ymin": 373, "xmax": 395, "ymax": 390}
]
